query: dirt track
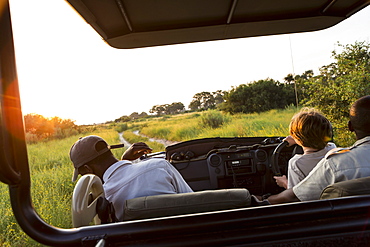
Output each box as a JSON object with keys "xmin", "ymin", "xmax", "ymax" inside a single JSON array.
[{"xmin": 119, "ymin": 131, "xmax": 178, "ymax": 147}]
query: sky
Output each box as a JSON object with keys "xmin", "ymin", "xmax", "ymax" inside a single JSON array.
[{"xmin": 8, "ymin": 1, "xmax": 370, "ymax": 125}]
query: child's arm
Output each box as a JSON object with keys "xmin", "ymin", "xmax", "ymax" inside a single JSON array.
[
  {"xmin": 284, "ymin": 135, "xmax": 297, "ymax": 147},
  {"xmin": 274, "ymin": 175, "xmax": 288, "ymax": 189}
]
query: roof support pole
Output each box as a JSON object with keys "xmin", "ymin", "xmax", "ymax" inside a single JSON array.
[
  {"xmin": 116, "ymin": 0, "xmax": 133, "ymax": 32},
  {"xmin": 0, "ymin": 0, "xmax": 25, "ymax": 185},
  {"xmin": 227, "ymin": 0, "xmax": 239, "ymax": 24},
  {"xmin": 322, "ymin": 0, "xmax": 338, "ymax": 13}
]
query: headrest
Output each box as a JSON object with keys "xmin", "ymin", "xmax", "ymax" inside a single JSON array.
[
  {"xmin": 123, "ymin": 188, "xmax": 251, "ymax": 221},
  {"xmin": 320, "ymin": 176, "xmax": 370, "ymax": 199}
]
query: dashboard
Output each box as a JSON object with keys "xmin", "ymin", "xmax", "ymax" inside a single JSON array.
[{"xmin": 166, "ymin": 137, "xmax": 300, "ymax": 195}]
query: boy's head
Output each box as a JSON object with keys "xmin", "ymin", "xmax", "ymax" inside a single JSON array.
[{"xmin": 289, "ymin": 108, "xmax": 332, "ymax": 150}]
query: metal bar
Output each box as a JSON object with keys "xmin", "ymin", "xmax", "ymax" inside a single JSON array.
[
  {"xmin": 227, "ymin": 0, "xmax": 238, "ymax": 24},
  {"xmin": 115, "ymin": 0, "xmax": 133, "ymax": 32},
  {"xmin": 0, "ymin": 0, "xmax": 27, "ymax": 185},
  {"xmin": 322, "ymin": 0, "xmax": 338, "ymax": 13}
]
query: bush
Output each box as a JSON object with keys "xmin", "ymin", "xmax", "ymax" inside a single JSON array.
[
  {"xmin": 115, "ymin": 123, "xmax": 128, "ymax": 133},
  {"xmin": 200, "ymin": 110, "xmax": 230, "ymax": 129}
]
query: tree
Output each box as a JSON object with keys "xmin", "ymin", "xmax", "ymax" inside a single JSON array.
[
  {"xmin": 130, "ymin": 112, "xmax": 140, "ymax": 120},
  {"xmin": 188, "ymin": 99, "xmax": 201, "ymax": 111},
  {"xmin": 188, "ymin": 91, "xmax": 224, "ymax": 111},
  {"xmin": 24, "ymin": 113, "xmax": 78, "ymax": 141},
  {"xmin": 284, "ymin": 70, "xmax": 314, "ymax": 106},
  {"xmin": 138, "ymin": 112, "xmax": 148, "ymax": 118},
  {"xmin": 114, "ymin": 115, "xmax": 131, "ymax": 122},
  {"xmin": 166, "ymin": 102, "xmax": 185, "ymax": 115},
  {"xmin": 219, "ymin": 79, "xmax": 295, "ymax": 114},
  {"xmin": 304, "ymin": 41, "xmax": 370, "ymax": 125},
  {"xmin": 303, "ymin": 41, "xmax": 370, "ymax": 146},
  {"xmin": 213, "ymin": 90, "xmax": 225, "ymax": 105},
  {"xmin": 24, "ymin": 114, "xmax": 53, "ymax": 137},
  {"xmin": 150, "ymin": 102, "xmax": 184, "ymax": 115},
  {"xmin": 150, "ymin": 105, "xmax": 166, "ymax": 115}
]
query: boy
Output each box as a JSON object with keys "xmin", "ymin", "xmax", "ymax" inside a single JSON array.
[{"xmin": 274, "ymin": 108, "xmax": 336, "ymax": 189}]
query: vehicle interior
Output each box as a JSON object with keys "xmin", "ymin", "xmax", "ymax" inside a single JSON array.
[
  {"xmin": 1, "ymin": 0, "xmax": 370, "ymax": 246},
  {"xmin": 166, "ymin": 136, "xmax": 294, "ymax": 195}
]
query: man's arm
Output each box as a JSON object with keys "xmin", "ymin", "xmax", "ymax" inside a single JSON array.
[
  {"xmin": 267, "ymin": 188, "xmax": 300, "ymax": 204},
  {"xmin": 121, "ymin": 142, "xmax": 152, "ymax": 160}
]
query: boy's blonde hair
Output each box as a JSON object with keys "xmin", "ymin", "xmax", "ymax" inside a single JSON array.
[{"xmin": 289, "ymin": 108, "xmax": 332, "ymax": 150}]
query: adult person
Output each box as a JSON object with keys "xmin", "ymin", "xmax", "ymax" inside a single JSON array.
[
  {"xmin": 70, "ymin": 135, "xmax": 193, "ymax": 221},
  {"xmin": 265, "ymin": 95, "xmax": 370, "ymax": 204},
  {"xmin": 274, "ymin": 108, "xmax": 336, "ymax": 189}
]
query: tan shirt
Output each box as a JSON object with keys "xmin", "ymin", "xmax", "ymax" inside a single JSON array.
[{"xmin": 293, "ymin": 136, "xmax": 370, "ymax": 201}]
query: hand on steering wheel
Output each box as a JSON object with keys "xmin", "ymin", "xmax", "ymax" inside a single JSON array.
[
  {"xmin": 121, "ymin": 142, "xmax": 152, "ymax": 160},
  {"xmin": 270, "ymin": 140, "xmax": 289, "ymax": 176},
  {"xmin": 274, "ymin": 175, "xmax": 288, "ymax": 189}
]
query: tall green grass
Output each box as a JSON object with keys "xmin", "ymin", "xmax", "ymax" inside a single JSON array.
[
  {"xmin": 136, "ymin": 113, "xmax": 202, "ymax": 141},
  {"xmin": 139, "ymin": 107, "xmax": 297, "ymax": 142},
  {"xmin": 0, "ymin": 129, "xmax": 122, "ymax": 246}
]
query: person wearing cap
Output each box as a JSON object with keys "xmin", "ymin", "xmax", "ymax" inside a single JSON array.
[
  {"xmin": 70, "ymin": 135, "xmax": 193, "ymax": 221},
  {"xmin": 259, "ymin": 95, "xmax": 370, "ymax": 204}
]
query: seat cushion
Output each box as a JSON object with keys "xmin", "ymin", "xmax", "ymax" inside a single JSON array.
[
  {"xmin": 320, "ymin": 176, "xmax": 370, "ymax": 199},
  {"xmin": 123, "ymin": 188, "xmax": 251, "ymax": 221}
]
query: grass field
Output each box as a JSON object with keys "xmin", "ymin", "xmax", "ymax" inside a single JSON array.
[
  {"xmin": 0, "ymin": 129, "xmax": 123, "ymax": 246},
  {"xmin": 0, "ymin": 107, "xmax": 357, "ymax": 246},
  {"xmin": 130, "ymin": 107, "xmax": 297, "ymax": 143}
]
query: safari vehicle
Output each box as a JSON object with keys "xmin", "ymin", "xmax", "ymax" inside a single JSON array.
[{"xmin": 1, "ymin": 0, "xmax": 370, "ymax": 246}]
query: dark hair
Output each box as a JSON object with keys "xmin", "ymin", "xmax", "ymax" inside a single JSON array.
[
  {"xmin": 350, "ymin": 95, "xmax": 370, "ymax": 134},
  {"xmin": 289, "ymin": 108, "xmax": 332, "ymax": 150}
]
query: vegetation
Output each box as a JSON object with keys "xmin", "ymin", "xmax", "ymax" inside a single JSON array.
[
  {"xmin": 115, "ymin": 41, "xmax": 369, "ymax": 147},
  {"xmin": 24, "ymin": 114, "xmax": 81, "ymax": 143},
  {"xmin": 149, "ymin": 102, "xmax": 185, "ymax": 115},
  {"xmin": 219, "ymin": 79, "xmax": 295, "ymax": 114},
  {"xmin": 200, "ymin": 109, "xmax": 231, "ymax": 129},
  {"xmin": 0, "ymin": 128, "xmax": 122, "ymax": 246},
  {"xmin": 302, "ymin": 41, "xmax": 370, "ymax": 145},
  {"xmin": 114, "ymin": 122, "xmax": 129, "ymax": 133},
  {"xmin": 112, "ymin": 42, "xmax": 370, "ymax": 147},
  {"xmin": 188, "ymin": 91, "xmax": 224, "ymax": 111},
  {"xmin": 129, "ymin": 108, "xmax": 296, "ymax": 142}
]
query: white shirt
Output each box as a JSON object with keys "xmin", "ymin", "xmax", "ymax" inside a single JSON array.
[
  {"xmin": 293, "ymin": 136, "xmax": 370, "ymax": 201},
  {"xmin": 287, "ymin": 143, "xmax": 336, "ymax": 189},
  {"xmin": 103, "ymin": 158, "xmax": 193, "ymax": 221}
]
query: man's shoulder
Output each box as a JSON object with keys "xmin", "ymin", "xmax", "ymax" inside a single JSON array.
[
  {"xmin": 324, "ymin": 138, "xmax": 370, "ymax": 160},
  {"xmin": 138, "ymin": 158, "xmax": 170, "ymax": 168},
  {"xmin": 325, "ymin": 148, "xmax": 352, "ymax": 159}
]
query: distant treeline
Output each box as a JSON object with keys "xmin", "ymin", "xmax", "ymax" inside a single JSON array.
[
  {"xmin": 24, "ymin": 114, "xmax": 85, "ymax": 143},
  {"xmin": 25, "ymin": 41, "xmax": 370, "ymax": 145},
  {"xmin": 113, "ymin": 41, "xmax": 370, "ymax": 144}
]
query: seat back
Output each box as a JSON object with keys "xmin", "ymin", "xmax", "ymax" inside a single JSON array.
[
  {"xmin": 123, "ymin": 188, "xmax": 251, "ymax": 221},
  {"xmin": 320, "ymin": 176, "xmax": 370, "ymax": 199}
]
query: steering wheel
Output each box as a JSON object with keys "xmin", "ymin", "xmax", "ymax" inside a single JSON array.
[
  {"xmin": 271, "ymin": 140, "xmax": 303, "ymax": 177},
  {"xmin": 270, "ymin": 141, "xmax": 289, "ymax": 177},
  {"xmin": 72, "ymin": 174, "xmax": 105, "ymax": 227}
]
